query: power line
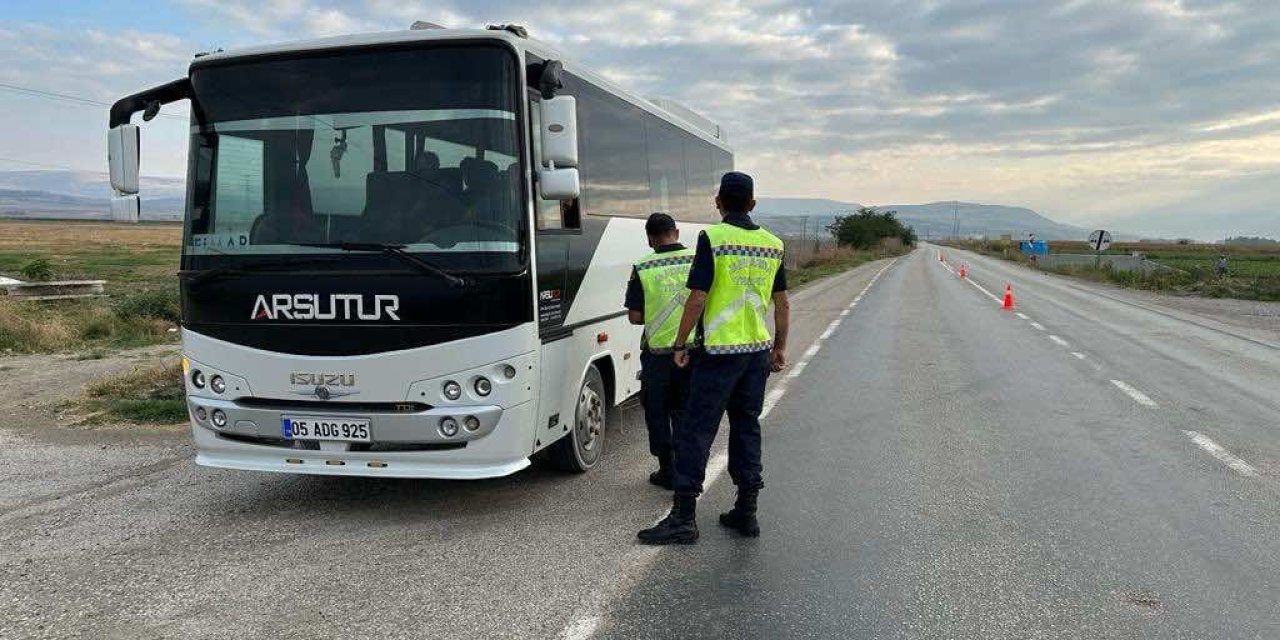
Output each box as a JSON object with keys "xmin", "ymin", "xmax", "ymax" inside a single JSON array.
[{"xmin": 0, "ymin": 81, "xmax": 188, "ymax": 122}]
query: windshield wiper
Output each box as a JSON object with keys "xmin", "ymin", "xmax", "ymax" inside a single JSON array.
[
  {"xmin": 290, "ymin": 242, "xmax": 469, "ymax": 288},
  {"xmin": 185, "ymin": 255, "xmax": 344, "ymax": 289}
]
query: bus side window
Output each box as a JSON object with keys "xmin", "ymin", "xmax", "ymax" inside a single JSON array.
[{"xmin": 531, "ymin": 97, "xmax": 580, "ymax": 231}]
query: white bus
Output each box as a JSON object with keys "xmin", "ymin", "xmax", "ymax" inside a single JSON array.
[{"xmin": 107, "ymin": 24, "xmax": 732, "ymax": 478}]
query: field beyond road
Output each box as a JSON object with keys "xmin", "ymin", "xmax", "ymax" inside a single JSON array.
[
  {"xmin": 0, "ymin": 220, "xmax": 182, "ymax": 354},
  {"xmin": 945, "ymin": 238, "xmax": 1280, "ymax": 301},
  {"xmin": 0, "ymin": 219, "xmax": 181, "ymax": 289}
]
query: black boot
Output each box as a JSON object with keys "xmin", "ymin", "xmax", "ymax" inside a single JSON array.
[
  {"xmin": 648, "ymin": 453, "xmax": 673, "ymax": 489},
  {"xmin": 637, "ymin": 494, "xmax": 699, "ymax": 545},
  {"xmin": 719, "ymin": 488, "xmax": 760, "ymax": 537}
]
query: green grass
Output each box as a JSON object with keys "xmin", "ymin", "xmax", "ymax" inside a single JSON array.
[
  {"xmin": 942, "ymin": 239, "xmax": 1280, "ymax": 301},
  {"xmin": 0, "ymin": 220, "xmax": 182, "ymax": 354},
  {"xmin": 790, "ymin": 246, "xmax": 910, "ymax": 289},
  {"xmin": 75, "ymin": 358, "xmax": 188, "ymax": 425}
]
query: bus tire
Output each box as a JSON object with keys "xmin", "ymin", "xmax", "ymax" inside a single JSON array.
[{"xmin": 550, "ymin": 365, "xmax": 606, "ymax": 473}]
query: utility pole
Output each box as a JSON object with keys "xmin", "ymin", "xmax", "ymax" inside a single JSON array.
[
  {"xmin": 800, "ymin": 215, "xmax": 809, "ymax": 265},
  {"xmin": 952, "ymin": 201, "xmax": 959, "ymax": 239}
]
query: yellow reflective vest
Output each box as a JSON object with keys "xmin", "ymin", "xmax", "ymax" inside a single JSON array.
[
  {"xmin": 701, "ymin": 223, "xmax": 784, "ymax": 354},
  {"xmin": 635, "ymin": 247, "xmax": 697, "ymax": 353}
]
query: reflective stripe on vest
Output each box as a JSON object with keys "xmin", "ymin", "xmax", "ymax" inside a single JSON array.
[
  {"xmin": 702, "ymin": 223, "xmax": 784, "ymax": 355},
  {"xmin": 635, "ymin": 248, "xmax": 696, "ymax": 353}
]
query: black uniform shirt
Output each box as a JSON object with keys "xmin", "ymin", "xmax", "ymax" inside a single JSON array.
[
  {"xmin": 624, "ymin": 242, "xmax": 688, "ymax": 313},
  {"xmin": 686, "ymin": 213, "xmax": 788, "ymax": 293}
]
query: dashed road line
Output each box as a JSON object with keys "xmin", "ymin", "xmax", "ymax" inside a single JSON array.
[
  {"xmin": 1029, "ymin": 321, "xmax": 1046, "ymax": 331},
  {"xmin": 1185, "ymin": 431, "xmax": 1259, "ymax": 477},
  {"xmin": 559, "ymin": 257, "xmax": 900, "ymax": 640},
  {"xmin": 965, "ymin": 278, "xmax": 1001, "ymax": 302},
  {"xmin": 1071, "ymin": 351, "xmax": 1087, "ymax": 360},
  {"xmin": 1049, "ymin": 335, "xmax": 1070, "ymax": 347},
  {"xmin": 1110, "ymin": 379, "xmax": 1158, "ymax": 408},
  {"xmin": 1016, "ymin": 312, "xmax": 1029, "ymax": 320}
]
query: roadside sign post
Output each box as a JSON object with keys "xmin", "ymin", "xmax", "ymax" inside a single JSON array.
[{"xmin": 1089, "ymin": 229, "xmax": 1112, "ymax": 268}]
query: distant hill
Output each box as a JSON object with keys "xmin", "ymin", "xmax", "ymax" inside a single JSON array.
[
  {"xmin": 754, "ymin": 197, "xmax": 1091, "ymax": 241},
  {"xmin": 0, "ymin": 170, "xmax": 184, "ymax": 221}
]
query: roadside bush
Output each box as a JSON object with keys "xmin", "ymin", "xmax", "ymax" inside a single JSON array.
[
  {"xmin": 827, "ymin": 208, "xmax": 917, "ymax": 249},
  {"xmin": 0, "ymin": 301, "xmax": 75, "ymax": 352},
  {"xmin": 114, "ymin": 288, "xmax": 181, "ymax": 323},
  {"xmin": 19, "ymin": 258, "xmax": 53, "ymax": 281},
  {"xmin": 81, "ymin": 358, "xmax": 187, "ymax": 425},
  {"xmin": 77, "ymin": 310, "xmax": 116, "ymax": 340}
]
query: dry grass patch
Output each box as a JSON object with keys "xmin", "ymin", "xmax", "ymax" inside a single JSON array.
[
  {"xmin": 70, "ymin": 358, "xmax": 187, "ymax": 426},
  {"xmin": 0, "ymin": 220, "xmax": 182, "ymax": 353}
]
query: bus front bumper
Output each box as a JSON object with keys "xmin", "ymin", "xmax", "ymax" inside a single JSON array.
[{"xmin": 191, "ymin": 400, "xmax": 536, "ymax": 479}]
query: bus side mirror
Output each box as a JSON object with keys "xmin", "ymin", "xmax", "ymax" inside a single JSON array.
[
  {"xmin": 108, "ymin": 124, "xmax": 140, "ymax": 195},
  {"xmin": 111, "ymin": 195, "xmax": 140, "ymax": 223},
  {"xmin": 538, "ymin": 167, "xmax": 580, "ymax": 201},
  {"xmin": 540, "ymin": 95, "xmax": 578, "ymax": 168}
]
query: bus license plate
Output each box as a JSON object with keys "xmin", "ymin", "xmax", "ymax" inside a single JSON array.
[{"xmin": 282, "ymin": 416, "xmax": 371, "ymax": 442}]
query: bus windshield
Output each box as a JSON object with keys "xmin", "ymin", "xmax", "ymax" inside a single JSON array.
[{"xmin": 184, "ymin": 45, "xmax": 524, "ymax": 269}]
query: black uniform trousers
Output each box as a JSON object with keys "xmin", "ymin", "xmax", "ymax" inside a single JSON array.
[
  {"xmin": 672, "ymin": 349, "xmax": 770, "ymax": 496},
  {"xmin": 639, "ymin": 349, "xmax": 690, "ymax": 462}
]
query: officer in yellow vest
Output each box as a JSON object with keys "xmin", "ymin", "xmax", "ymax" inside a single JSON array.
[
  {"xmin": 625, "ymin": 213, "xmax": 696, "ymax": 489},
  {"xmin": 638, "ymin": 171, "xmax": 789, "ymax": 545}
]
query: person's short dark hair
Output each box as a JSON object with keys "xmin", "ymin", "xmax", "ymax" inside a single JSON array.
[
  {"xmin": 718, "ymin": 171, "xmax": 754, "ymax": 213},
  {"xmin": 645, "ymin": 212, "xmax": 677, "ymax": 237}
]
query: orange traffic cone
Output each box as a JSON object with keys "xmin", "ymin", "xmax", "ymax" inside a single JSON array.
[
  {"xmin": 939, "ymin": 251, "xmax": 945, "ymax": 263},
  {"xmin": 959, "ymin": 264, "xmax": 968, "ymax": 279},
  {"xmin": 1002, "ymin": 284, "xmax": 1015, "ymax": 310}
]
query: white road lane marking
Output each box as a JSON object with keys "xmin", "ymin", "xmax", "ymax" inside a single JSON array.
[
  {"xmin": 965, "ymin": 278, "xmax": 1001, "ymax": 303},
  {"xmin": 1185, "ymin": 431, "xmax": 1259, "ymax": 477},
  {"xmin": 1071, "ymin": 351, "xmax": 1087, "ymax": 360},
  {"xmin": 935, "ymin": 254, "xmax": 1002, "ymax": 303},
  {"xmin": 1110, "ymin": 379, "xmax": 1158, "ymax": 408},
  {"xmin": 1029, "ymin": 321, "xmax": 1046, "ymax": 331},
  {"xmin": 1049, "ymin": 335, "xmax": 1070, "ymax": 347},
  {"xmin": 563, "ymin": 618, "xmax": 601, "ymax": 640},
  {"xmin": 559, "ymin": 257, "xmax": 900, "ymax": 640},
  {"xmin": 1016, "ymin": 312, "xmax": 1029, "ymax": 320}
]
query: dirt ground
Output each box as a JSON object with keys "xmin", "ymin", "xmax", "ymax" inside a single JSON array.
[{"xmin": 0, "ymin": 344, "xmax": 181, "ymax": 445}]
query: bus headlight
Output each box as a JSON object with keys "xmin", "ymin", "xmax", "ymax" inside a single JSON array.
[
  {"xmin": 474, "ymin": 377, "xmax": 492, "ymax": 397},
  {"xmin": 439, "ymin": 417, "xmax": 460, "ymax": 437},
  {"xmin": 443, "ymin": 381, "xmax": 462, "ymax": 401},
  {"xmin": 502, "ymin": 364, "xmax": 517, "ymax": 380},
  {"xmin": 191, "ymin": 370, "xmax": 206, "ymax": 389},
  {"xmin": 211, "ymin": 409, "xmax": 227, "ymax": 428},
  {"xmin": 210, "ymin": 375, "xmax": 226, "ymax": 394},
  {"xmin": 463, "ymin": 415, "xmax": 481, "ymax": 432}
]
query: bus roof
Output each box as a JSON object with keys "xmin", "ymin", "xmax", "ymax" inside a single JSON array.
[{"xmin": 190, "ymin": 27, "xmax": 731, "ymax": 152}]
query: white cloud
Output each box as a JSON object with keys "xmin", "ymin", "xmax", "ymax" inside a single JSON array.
[{"xmin": 1, "ymin": 0, "xmax": 1278, "ymax": 234}]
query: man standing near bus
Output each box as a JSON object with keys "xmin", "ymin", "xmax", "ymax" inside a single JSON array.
[
  {"xmin": 625, "ymin": 213, "xmax": 696, "ymax": 489},
  {"xmin": 638, "ymin": 172, "xmax": 789, "ymax": 545}
]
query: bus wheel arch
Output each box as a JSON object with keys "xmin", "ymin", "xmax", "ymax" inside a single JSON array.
[{"xmin": 549, "ymin": 362, "xmax": 608, "ymax": 473}]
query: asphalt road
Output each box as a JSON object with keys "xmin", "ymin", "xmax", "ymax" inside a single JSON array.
[
  {"xmin": 591, "ymin": 245, "xmax": 1280, "ymax": 639},
  {"xmin": 0, "ymin": 256, "xmax": 890, "ymax": 640},
  {"xmin": 3, "ymin": 247, "xmax": 1279, "ymax": 639}
]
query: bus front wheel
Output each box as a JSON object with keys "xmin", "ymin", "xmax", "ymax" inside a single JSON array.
[{"xmin": 550, "ymin": 365, "xmax": 606, "ymax": 472}]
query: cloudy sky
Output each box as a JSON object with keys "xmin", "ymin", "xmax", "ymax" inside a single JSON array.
[{"xmin": 1, "ymin": 1, "xmax": 1277, "ymax": 237}]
